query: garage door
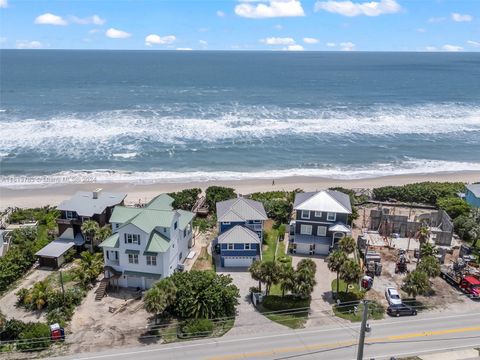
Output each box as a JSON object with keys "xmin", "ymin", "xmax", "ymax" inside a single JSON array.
[
  {"xmin": 127, "ymin": 275, "xmax": 143, "ymax": 289},
  {"xmin": 314, "ymin": 244, "xmax": 330, "ymax": 255},
  {"xmin": 294, "ymin": 243, "xmax": 311, "ymax": 255},
  {"xmin": 144, "ymin": 277, "xmax": 158, "ymax": 289},
  {"xmin": 224, "ymin": 256, "xmax": 254, "ymax": 267}
]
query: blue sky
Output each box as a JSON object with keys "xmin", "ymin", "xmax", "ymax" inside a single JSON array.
[{"xmin": 0, "ymin": 0, "xmax": 479, "ymax": 51}]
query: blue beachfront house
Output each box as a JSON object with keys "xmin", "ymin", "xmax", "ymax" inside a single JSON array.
[
  {"xmin": 465, "ymin": 184, "xmax": 480, "ymax": 208},
  {"xmin": 216, "ymin": 197, "xmax": 268, "ymax": 267}
]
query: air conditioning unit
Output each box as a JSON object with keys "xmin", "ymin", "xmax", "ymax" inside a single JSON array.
[{"xmin": 177, "ymin": 263, "xmax": 185, "ymax": 272}]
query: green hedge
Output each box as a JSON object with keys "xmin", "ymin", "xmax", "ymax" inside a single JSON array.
[
  {"xmin": 179, "ymin": 319, "xmax": 214, "ymax": 338},
  {"xmin": 262, "ymin": 295, "xmax": 310, "ymax": 311},
  {"xmin": 372, "ymin": 182, "xmax": 465, "ymax": 205}
]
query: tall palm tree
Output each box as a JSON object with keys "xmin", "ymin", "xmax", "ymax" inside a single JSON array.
[
  {"xmin": 296, "ymin": 258, "xmax": 317, "ymax": 273},
  {"xmin": 339, "ymin": 236, "xmax": 356, "ymax": 255},
  {"xmin": 81, "ymin": 220, "xmax": 100, "ymax": 250},
  {"xmin": 417, "ymin": 256, "xmax": 441, "ymax": 278},
  {"xmin": 249, "ymin": 260, "xmax": 263, "ymax": 292},
  {"xmin": 278, "ymin": 263, "xmax": 295, "ymax": 297},
  {"xmin": 74, "ymin": 251, "xmax": 104, "ymax": 288},
  {"xmin": 339, "ymin": 260, "xmax": 361, "ymax": 294},
  {"xmin": 294, "ymin": 266, "xmax": 316, "ymax": 299},
  {"xmin": 416, "ymin": 224, "xmax": 430, "ymax": 267},
  {"xmin": 327, "ymin": 250, "xmax": 347, "ymax": 298},
  {"xmin": 97, "ymin": 226, "xmax": 112, "ymax": 243},
  {"xmin": 259, "ymin": 261, "xmax": 280, "ymax": 295},
  {"xmin": 401, "ymin": 270, "xmax": 430, "ymax": 299},
  {"xmin": 144, "ymin": 279, "xmax": 177, "ymax": 324}
]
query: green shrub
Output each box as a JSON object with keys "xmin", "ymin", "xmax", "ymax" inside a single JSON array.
[
  {"xmin": 169, "ymin": 188, "xmax": 201, "ymax": 210},
  {"xmin": 262, "ymin": 295, "xmax": 310, "ymax": 311},
  {"xmin": 17, "ymin": 322, "xmax": 51, "ymax": 352},
  {"xmin": 205, "ymin": 186, "xmax": 236, "ymax": 213},
  {"xmin": 1, "ymin": 319, "xmax": 27, "ymax": 341},
  {"xmin": 437, "ymin": 197, "xmax": 471, "ymax": 219},
  {"xmin": 180, "ymin": 319, "xmax": 214, "ymax": 338}
]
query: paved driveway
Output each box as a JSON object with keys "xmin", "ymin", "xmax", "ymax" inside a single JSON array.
[
  {"xmin": 291, "ymin": 255, "xmax": 346, "ymax": 327},
  {"xmin": 216, "ymin": 258, "xmax": 288, "ymax": 336}
]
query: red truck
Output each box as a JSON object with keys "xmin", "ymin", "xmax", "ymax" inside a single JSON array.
[{"xmin": 440, "ymin": 265, "xmax": 480, "ymax": 298}]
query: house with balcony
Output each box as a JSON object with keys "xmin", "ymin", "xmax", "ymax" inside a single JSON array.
[
  {"xmin": 289, "ymin": 190, "xmax": 352, "ymax": 256},
  {"xmin": 216, "ymin": 197, "xmax": 268, "ymax": 267},
  {"xmin": 35, "ymin": 189, "xmax": 126, "ymax": 268},
  {"xmin": 99, "ymin": 193, "xmax": 195, "ymax": 289}
]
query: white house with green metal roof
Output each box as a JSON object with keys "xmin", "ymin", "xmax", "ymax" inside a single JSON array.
[{"xmin": 99, "ymin": 194, "xmax": 195, "ymax": 289}]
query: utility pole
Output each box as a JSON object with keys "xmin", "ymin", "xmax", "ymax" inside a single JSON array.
[
  {"xmin": 357, "ymin": 300, "xmax": 369, "ymax": 360},
  {"xmin": 59, "ymin": 270, "xmax": 65, "ymax": 303}
]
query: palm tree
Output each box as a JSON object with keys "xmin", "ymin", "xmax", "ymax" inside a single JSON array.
[
  {"xmin": 73, "ymin": 251, "xmax": 104, "ymax": 288},
  {"xmin": 249, "ymin": 260, "xmax": 263, "ymax": 292},
  {"xmin": 97, "ymin": 226, "xmax": 112, "ymax": 243},
  {"xmin": 81, "ymin": 220, "xmax": 100, "ymax": 250},
  {"xmin": 468, "ymin": 225, "xmax": 480, "ymax": 248},
  {"xmin": 259, "ymin": 261, "xmax": 280, "ymax": 295},
  {"xmin": 339, "ymin": 260, "xmax": 361, "ymax": 294},
  {"xmin": 401, "ymin": 270, "xmax": 430, "ymax": 299},
  {"xmin": 278, "ymin": 263, "xmax": 295, "ymax": 297},
  {"xmin": 327, "ymin": 250, "xmax": 347, "ymax": 298},
  {"xmin": 144, "ymin": 279, "xmax": 177, "ymax": 324},
  {"xmin": 339, "ymin": 236, "xmax": 356, "ymax": 255},
  {"xmin": 24, "ymin": 281, "xmax": 50, "ymax": 310},
  {"xmin": 417, "ymin": 256, "xmax": 441, "ymax": 278},
  {"xmin": 294, "ymin": 265, "xmax": 316, "ymax": 299},
  {"xmin": 420, "ymin": 242, "xmax": 437, "ymax": 258},
  {"xmin": 296, "ymin": 258, "xmax": 317, "ymax": 273}
]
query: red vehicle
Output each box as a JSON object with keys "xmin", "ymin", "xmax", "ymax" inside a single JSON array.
[{"xmin": 441, "ymin": 266, "xmax": 480, "ymax": 298}]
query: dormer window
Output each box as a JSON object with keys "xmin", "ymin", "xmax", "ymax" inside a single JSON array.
[
  {"xmin": 174, "ymin": 222, "xmax": 178, "ymax": 230},
  {"xmin": 125, "ymin": 234, "xmax": 140, "ymax": 245}
]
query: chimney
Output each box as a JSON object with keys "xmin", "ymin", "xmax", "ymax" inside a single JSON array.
[{"xmin": 93, "ymin": 188, "xmax": 102, "ymax": 199}]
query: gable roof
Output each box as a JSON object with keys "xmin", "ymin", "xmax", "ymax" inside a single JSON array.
[
  {"xmin": 217, "ymin": 225, "xmax": 261, "ymax": 244},
  {"xmin": 120, "ymin": 209, "xmax": 175, "ymax": 234},
  {"xmin": 146, "ymin": 194, "xmax": 174, "ymax": 211},
  {"xmin": 466, "ymin": 184, "xmax": 480, "ymax": 198},
  {"xmin": 216, "ymin": 197, "xmax": 268, "ymax": 222},
  {"xmin": 99, "ymin": 232, "xmax": 119, "ymax": 248},
  {"xmin": 145, "ymin": 231, "xmax": 171, "ymax": 253},
  {"xmin": 294, "ymin": 190, "xmax": 352, "ymax": 214},
  {"xmin": 57, "ymin": 191, "xmax": 126, "ymax": 217}
]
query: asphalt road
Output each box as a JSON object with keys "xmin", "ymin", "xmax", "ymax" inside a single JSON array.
[{"xmin": 53, "ymin": 312, "xmax": 480, "ymax": 360}]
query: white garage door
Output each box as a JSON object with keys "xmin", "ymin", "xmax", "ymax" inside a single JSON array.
[
  {"xmin": 294, "ymin": 243, "xmax": 330, "ymax": 255},
  {"xmin": 224, "ymin": 256, "xmax": 254, "ymax": 267},
  {"xmin": 127, "ymin": 276, "xmax": 143, "ymax": 289},
  {"xmin": 314, "ymin": 244, "xmax": 330, "ymax": 255},
  {"xmin": 294, "ymin": 243, "xmax": 312, "ymax": 255},
  {"xmin": 145, "ymin": 277, "xmax": 158, "ymax": 289}
]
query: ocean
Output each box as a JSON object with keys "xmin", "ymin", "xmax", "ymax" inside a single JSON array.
[{"xmin": 1, "ymin": 50, "xmax": 480, "ymax": 187}]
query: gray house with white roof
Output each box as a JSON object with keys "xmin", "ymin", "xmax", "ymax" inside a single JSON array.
[
  {"xmin": 216, "ymin": 197, "xmax": 268, "ymax": 267},
  {"xmin": 290, "ymin": 190, "xmax": 352, "ymax": 256}
]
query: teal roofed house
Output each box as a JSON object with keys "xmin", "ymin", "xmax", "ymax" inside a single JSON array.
[
  {"xmin": 465, "ymin": 184, "xmax": 480, "ymax": 208},
  {"xmin": 99, "ymin": 194, "xmax": 195, "ymax": 290}
]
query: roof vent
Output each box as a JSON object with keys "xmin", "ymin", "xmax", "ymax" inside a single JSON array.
[{"xmin": 93, "ymin": 188, "xmax": 103, "ymax": 199}]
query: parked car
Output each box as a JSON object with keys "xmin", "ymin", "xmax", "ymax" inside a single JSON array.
[
  {"xmin": 387, "ymin": 304, "xmax": 417, "ymax": 317},
  {"xmin": 385, "ymin": 287, "xmax": 402, "ymax": 305}
]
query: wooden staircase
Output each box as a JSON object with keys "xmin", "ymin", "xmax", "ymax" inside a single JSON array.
[{"xmin": 95, "ymin": 278, "xmax": 109, "ymax": 301}]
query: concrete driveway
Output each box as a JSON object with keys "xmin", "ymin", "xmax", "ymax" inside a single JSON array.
[
  {"xmin": 291, "ymin": 255, "xmax": 346, "ymax": 327},
  {"xmin": 216, "ymin": 258, "xmax": 288, "ymax": 336}
]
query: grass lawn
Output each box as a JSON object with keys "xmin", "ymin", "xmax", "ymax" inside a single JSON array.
[
  {"xmin": 192, "ymin": 247, "xmax": 215, "ymax": 271},
  {"xmin": 264, "ymin": 310, "xmax": 308, "ymax": 329},
  {"xmin": 157, "ymin": 319, "xmax": 234, "ymax": 343},
  {"xmin": 259, "ymin": 295, "xmax": 310, "ymax": 329}
]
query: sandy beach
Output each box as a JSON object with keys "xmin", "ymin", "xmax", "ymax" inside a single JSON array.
[{"xmin": 1, "ymin": 171, "xmax": 479, "ymax": 210}]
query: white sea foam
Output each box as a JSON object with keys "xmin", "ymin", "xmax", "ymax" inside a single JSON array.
[
  {"xmin": 1, "ymin": 159, "xmax": 480, "ymax": 188},
  {"xmin": 0, "ymin": 103, "xmax": 479, "ymax": 158},
  {"xmin": 112, "ymin": 152, "xmax": 138, "ymax": 159}
]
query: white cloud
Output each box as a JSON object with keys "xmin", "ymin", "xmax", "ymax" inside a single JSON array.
[
  {"xmin": 235, "ymin": 0, "xmax": 305, "ymax": 19},
  {"xmin": 303, "ymin": 37, "xmax": 319, "ymax": 44},
  {"xmin": 315, "ymin": 0, "xmax": 401, "ymax": 17},
  {"xmin": 340, "ymin": 41, "xmax": 355, "ymax": 51},
  {"xmin": 261, "ymin": 36, "xmax": 295, "ymax": 45},
  {"xmin": 274, "ymin": 24, "xmax": 283, "ymax": 30},
  {"xmin": 176, "ymin": 48, "xmax": 193, "ymax": 51},
  {"xmin": 16, "ymin": 40, "xmax": 43, "ymax": 49},
  {"xmin": 71, "ymin": 14, "xmax": 106, "ymax": 25},
  {"xmin": 451, "ymin": 13, "xmax": 472, "ymax": 22},
  {"xmin": 283, "ymin": 44, "xmax": 304, "ymax": 51},
  {"xmin": 145, "ymin": 34, "xmax": 176, "ymax": 46},
  {"xmin": 326, "ymin": 42, "xmax": 336, "ymax": 47},
  {"xmin": 467, "ymin": 40, "xmax": 480, "ymax": 48},
  {"xmin": 416, "ymin": 28, "xmax": 425, "ymax": 33},
  {"xmin": 425, "ymin": 46, "xmax": 437, "ymax": 52},
  {"xmin": 427, "ymin": 17, "xmax": 446, "ymax": 23},
  {"xmin": 106, "ymin": 28, "xmax": 131, "ymax": 39},
  {"xmin": 34, "ymin": 13, "xmax": 68, "ymax": 26},
  {"xmin": 442, "ymin": 44, "xmax": 463, "ymax": 52},
  {"xmin": 216, "ymin": 10, "xmax": 225, "ymax": 17},
  {"xmin": 0, "ymin": 0, "xmax": 8, "ymax": 8}
]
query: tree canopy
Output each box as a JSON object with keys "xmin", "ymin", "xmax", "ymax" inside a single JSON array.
[{"xmin": 205, "ymin": 186, "xmax": 237, "ymax": 212}]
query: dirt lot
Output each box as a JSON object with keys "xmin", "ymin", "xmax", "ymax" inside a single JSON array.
[
  {"xmin": 63, "ymin": 286, "xmax": 153, "ymax": 355},
  {"xmin": 365, "ymin": 247, "xmax": 480, "ymax": 314}
]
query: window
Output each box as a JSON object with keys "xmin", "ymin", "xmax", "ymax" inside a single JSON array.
[
  {"xmin": 65, "ymin": 211, "xmax": 75, "ymax": 219},
  {"xmin": 106, "ymin": 251, "xmax": 109, "ymax": 260},
  {"xmin": 327, "ymin": 212, "xmax": 336, "ymax": 221},
  {"xmin": 314, "ymin": 211, "xmax": 322, "ymax": 218},
  {"xmin": 163, "ymin": 227, "xmax": 167, "ymax": 233},
  {"xmin": 115, "ymin": 223, "xmax": 120, "ymax": 229},
  {"xmin": 125, "ymin": 234, "xmax": 140, "ymax": 245},
  {"xmin": 300, "ymin": 224, "xmax": 312, "ymax": 235},
  {"xmin": 253, "ymin": 220, "xmax": 261, "ymax": 224},
  {"xmin": 223, "ymin": 222, "xmax": 231, "ymax": 225},
  {"xmin": 301, "ymin": 210, "xmax": 310, "ymax": 219},
  {"xmin": 317, "ymin": 226, "xmax": 327, "ymax": 237},
  {"xmin": 174, "ymin": 222, "xmax": 178, "ymax": 230},
  {"xmin": 228, "ymin": 243, "xmax": 234, "ymax": 250},
  {"xmin": 128, "ymin": 254, "xmax": 139, "ymax": 264},
  {"xmin": 183, "ymin": 229, "xmax": 187, "ymax": 237},
  {"xmin": 179, "ymin": 252, "xmax": 183, "ymax": 260},
  {"xmin": 244, "ymin": 243, "xmax": 251, "ymax": 250},
  {"xmin": 146, "ymin": 255, "xmax": 157, "ymax": 266}
]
